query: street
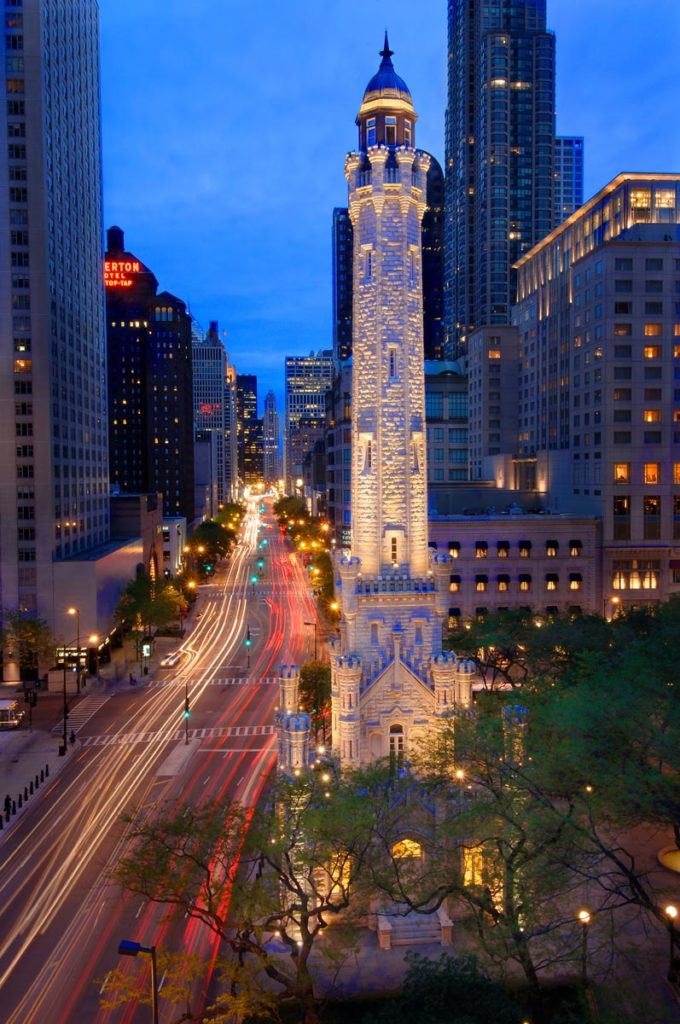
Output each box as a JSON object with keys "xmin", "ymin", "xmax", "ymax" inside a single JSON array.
[{"xmin": 0, "ymin": 502, "xmax": 321, "ymax": 1023}]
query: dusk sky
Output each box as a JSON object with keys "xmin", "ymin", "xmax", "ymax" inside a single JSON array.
[{"xmin": 100, "ymin": 1, "xmax": 680, "ymax": 411}]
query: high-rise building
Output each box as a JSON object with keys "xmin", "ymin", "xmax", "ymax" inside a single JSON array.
[
  {"xmin": 0, "ymin": 2, "xmax": 110, "ymax": 628},
  {"xmin": 236, "ymin": 374, "xmax": 263, "ymax": 486},
  {"xmin": 225, "ymin": 365, "xmax": 239, "ymax": 499},
  {"xmin": 444, "ymin": 0, "xmax": 558, "ymax": 355},
  {"xmin": 263, "ymin": 391, "xmax": 281, "ymax": 484},
  {"xmin": 284, "ymin": 351, "xmax": 333, "ymax": 489},
  {"xmin": 331, "ymin": 38, "xmax": 469, "ymax": 770},
  {"xmin": 555, "ymin": 135, "xmax": 584, "ymax": 225},
  {"xmin": 422, "ymin": 155, "xmax": 446, "ymax": 360},
  {"xmin": 474, "ymin": 173, "xmax": 680, "ymax": 610},
  {"xmin": 193, "ymin": 320, "xmax": 231, "ymax": 506},
  {"xmin": 105, "ymin": 228, "xmax": 194, "ymax": 521},
  {"xmin": 332, "ymin": 208, "xmax": 353, "ymax": 367}
]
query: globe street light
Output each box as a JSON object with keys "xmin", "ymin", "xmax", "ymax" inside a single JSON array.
[
  {"xmin": 577, "ymin": 909, "xmax": 591, "ymax": 986},
  {"xmin": 89, "ymin": 634, "xmax": 99, "ymax": 679},
  {"xmin": 67, "ymin": 606, "xmax": 81, "ymax": 693},
  {"xmin": 117, "ymin": 940, "xmax": 159, "ymax": 1024}
]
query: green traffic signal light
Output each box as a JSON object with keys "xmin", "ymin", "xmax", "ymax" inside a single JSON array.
[
  {"xmin": 257, "ymin": 559, "xmax": 264, "ymax": 569},
  {"xmin": 184, "ymin": 698, "xmax": 190, "ymax": 719},
  {"xmin": 245, "ymin": 627, "xmax": 252, "ymax": 647},
  {"xmin": 251, "ymin": 574, "xmax": 258, "ymax": 584}
]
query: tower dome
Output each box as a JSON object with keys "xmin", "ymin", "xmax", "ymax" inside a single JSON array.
[{"xmin": 356, "ymin": 34, "xmax": 417, "ymax": 153}]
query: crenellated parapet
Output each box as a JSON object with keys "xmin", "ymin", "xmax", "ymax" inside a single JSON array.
[
  {"xmin": 430, "ymin": 552, "xmax": 455, "ymax": 616},
  {"xmin": 452, "ymin": 657, "xmax": 476, "ymax": 708},
  {"xmin": 430, "ymin": 650, "xmax": 458, "ymax": 714},
  {"xmin": 275, "ymin": 710, "xmax": 311, "ymax": 773},
  {"xmin": 278, "ymin": 664, "xmax": 300, "ymax": 715}
]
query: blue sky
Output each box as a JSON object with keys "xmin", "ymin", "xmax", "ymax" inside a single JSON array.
[{"xmin": 100, "ymin": 1, "xmax": 680, "ymax": 413}]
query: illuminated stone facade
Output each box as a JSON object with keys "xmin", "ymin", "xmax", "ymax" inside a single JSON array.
[{"xmin": 332, "ymin": 40, "xmax": 475, "ymax": 767}]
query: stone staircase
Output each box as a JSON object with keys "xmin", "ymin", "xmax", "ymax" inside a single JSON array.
[{"xmin": 377, "ymin": 905, "xmax": 452, "ymax": 950}]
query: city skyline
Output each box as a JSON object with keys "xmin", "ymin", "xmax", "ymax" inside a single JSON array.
[{"xmin": 100, "ymin": 1, "xmax": 680, "ymax": 406}]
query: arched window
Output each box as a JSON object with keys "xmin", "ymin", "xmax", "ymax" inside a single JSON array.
[{"xmin": 392, "ymin": 838, "xmax": 423, "ymax": 860}]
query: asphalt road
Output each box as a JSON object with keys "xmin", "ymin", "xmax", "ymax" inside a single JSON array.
[{"xmin": 0, "ymin": 501, "xmax": 321, "ymax": 1023}]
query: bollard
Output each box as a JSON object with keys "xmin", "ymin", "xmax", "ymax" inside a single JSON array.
[
  {"xmin": 35, "ymin": 774, "xmax": 39, "ymax": 788},
  {"xmin": 11, "ymin": 801, "xmax": 16, "ymax": 815},
  {"xmin": 40, "ymin": 769, "xmax": 44, "ymax": 783},
  {"xmin": 18, "ymin": 795, "xmax": 22, "ymax": 808},
  {"xmin": 24, "ymin": 787, "xmax": 28, "ymax": 801},
  {"xmin": 45, "ymin": 764, "xmax": 49, "ymax": 778},
  {"xmin": 29, "ymin": 781, "xmax": 34, "ymax": 795},
  {"xmin": 0, "ymin": 816, "xmax": 3, "ymax": 830}
]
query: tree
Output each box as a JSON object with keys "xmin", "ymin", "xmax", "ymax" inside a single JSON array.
[
  {"xmin": 190, "ymin": 520, "xmax": 236, "ymax": 573},
  {"xmin": 115, "ymin": 575, "xmax": 187, "ymax": 637},
  {"xmin": 1, "ymin": 610, "xmax": 55, "ymax": 680},
  {"xmin": 111, "ymin": 770, "xmax": 378, "ymax": 1024},
  {"xmin": 363, "ymin": 951, "xmax": 523, "ymax": 1024},
  {"xmin": 298, "ymin": 661, "xmax": 331, "ymax": 741}
]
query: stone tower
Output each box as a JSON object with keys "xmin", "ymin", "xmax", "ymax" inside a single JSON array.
[
  {"xmin": 331, "ymin": 39, "xmax": 472, "ymax": 767},
  {"xmin": 275, "ymin": 664, "xmax": 312, "ymax": 773}
]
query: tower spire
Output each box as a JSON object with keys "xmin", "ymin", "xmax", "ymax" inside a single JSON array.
[{"xmin": 380, "ymin": 31, "xmax": 393, "ymax": 65}]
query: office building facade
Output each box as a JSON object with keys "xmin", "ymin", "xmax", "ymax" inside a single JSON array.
[
  {"xmin": 105, "ymin": 228, "xmax": 194, "ymax": 521},
  {"xmin": 485, "ymin": 173, "xmax": 680, "ymax": 609},
  {"xmin": 0, "ymin": 2, "xmax": 109, "ymax": 632},
  {"xmin": 555, "ymin": 135, "xmax": 584, "ymax": 226},
  {"xmin": 284, "ymin": 351, "xmax": 333, "ymax": 489},
  {"xmin": 263, "ymin": 390, "xmax": 281, "ymax": 484}
]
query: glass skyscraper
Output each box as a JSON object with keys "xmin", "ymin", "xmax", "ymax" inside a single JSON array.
[{"xmin": 444, "ymin": 0, "xmax": 557, "ymax": 355}]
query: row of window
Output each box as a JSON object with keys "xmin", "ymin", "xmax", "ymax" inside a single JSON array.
[
  {"xmin": 430, "ymin": 539, "xmax": 583, "ymax": 558},
  {"xmin": 451, "ymin": 572, "xmax": 583, "ymax": 593},
  {"xmin": 614, "ymin": 462, "xmax": 680, "ymax": 485},
  {"xmin": 449, "ymin": 606, "xmax": 583, "ymax": 626}
]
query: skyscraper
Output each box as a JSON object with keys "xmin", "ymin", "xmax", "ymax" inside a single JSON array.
[
  {"xmin": 284, "ymin": 352, "xmax": 333, "ymax": 490},
  {"xmin": 332, "ymin": 208, "xmax": 353, "ymax": 367},
  {"xmin": 263, "ymin": 391, "xmax": 281, "ymax": 484},
  {"xmin": 444, "ymin": 0, "xmax": 557, "ymax": 355},
  {"xmin": 105, "ymin": 228, "xmax": 195, "ymax": 521},
  {"xmin": 0, "ymin": 2, "xmax": 109, "ymax": 624},
  {"xmin": 193, "ymin": 321, "xmax": 234, "ymax": 505},
  {"xmin": 236, "ymin": 374, "xmax": 263, "ymax": 486},
  {"xmin": 554, "ymin": 135, "xmax": 584, "ymax": 225}
]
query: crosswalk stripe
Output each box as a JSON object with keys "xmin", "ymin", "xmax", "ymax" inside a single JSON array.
[
  {"xmin": 80, "ymin": 724, "xmax": 275, "ymax": 747},
  {"xmin": 146, "ymin": 677, "xmax": 277, "ymax": 690},
  {"xmin": 51, "ymin": 695, "xmax": 111, "ymax": 736}
]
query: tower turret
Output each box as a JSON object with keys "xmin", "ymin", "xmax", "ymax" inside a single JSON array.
[
  {"xmin": 278, "ymin": 664, "xmax": 300, "ymax": 715},
  {"xmin": 356, "ymin": 33, "xmax": 417, "ymax": 153}
]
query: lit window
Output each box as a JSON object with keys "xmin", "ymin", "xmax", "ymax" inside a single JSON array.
[
  {"xmin": 674, "ymin": 345, "xmax": 680, "ymax": 358},
  {"xmin": 546, "ymin": 540, "xmax": 558, "ymax": 557},
  {"xmin": 644, "ymin": 409, "xmax": 661, "ymax": 423},
  {"xmin": 631, "ymin": 188, "xmax": 651, "ymax": 208},
  {"xmin": 655, "ymin": 189, "xmax": 675, "ymax": 209},
  {"xmin": 546, "ymin": 574, "xmax": 559, "ymax": 591},
  {"xmin": 448, "ymin": 542, "xmax": 460, "ymax": 559},
  {"xmin": 570, "ymin": 540, "xmax": 582, "ymax": 557},
  {"xmin": 644, "ymin": 463, "xmax": 660, "ymax": 485},
  {"xmin": 519, "ymin": 574, "xmax": 531, "ymax": 592},
  {"xmin": 518, "ymin": 541, "xmax": 531, "ymax": 558},
  {"xmin": 674, "ymin": 464, "xmax": 680, "ymax": 485},
  {"xmin": 614, "ymin": 463, "xmax": 630, "ymax": 483},
  {"xmin": 488, "ymin": 349, "xmax": 501, "ymax": 359},
  {"xmin": 644, "ymin": 345, "xmax": 662, "ymax": 358},
  {"xmin": 497, "ymin": 542, "xmax": 509, "ymax": 558},
  {"xmin": 569, "ymin": 574, "xmax": 582, "ymax": 591},
  {"xmin": 449, "ymin": 575, "xmax": 460, "ymax": 593},
  {"xmin": 475, "ymin": 575, "xmax": 488, "ymax": 592},
  {"xmin": 475, "ymin": 542, "xmax": 488, "ymax": 559},
  {"xmin": 497, "ymin": 574, "xmax": 509, "ymax": 592},
  {"xmin": 644, "ymin": 325, "xmax": 662, "ymax": 338}
]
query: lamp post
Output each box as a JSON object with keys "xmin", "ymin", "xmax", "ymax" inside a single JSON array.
[
  {"xmin": 304, "ymin": 620, "xmax": 318, "ymax": 661},
  {"xmin": 577, "ymin": 909, "xmax": 590, "ymax": 986},
  {"xmin": 60, "ymin": 656, "xmax": 69, "ymax": 756},
  {"xmin": 89, "ymin": 634, "xmax": 99, "ymax": 680},
  {"xmin": 67, "ymin": 606, "xmax": 80, "ymax": 692},
  {"xmin": 184, "ymin": 682, "xmax": 190, "ymax": 745},
  {"xmin": 665, "ymin": 904, "xmax": 678, "ymax": 983},
  {"xmin": 455, "ymin": 768, "xmax": 465, "ymax": 813},
  {"xmin": 117, "ymin": 939, "xmax": 159, "ymax": 1024}
]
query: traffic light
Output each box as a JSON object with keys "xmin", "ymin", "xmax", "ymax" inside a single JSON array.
[
  {"xmin": 184, "ymin": 695, "xmax": 190, "ymax": 719},
  {"xmin": 257, "ymin": 559, "xmax": 264, "ymax": 569},
  {"xmin": 245, "ymin": 627, "xmax": 252, "ymax": 648},
  {"xmin": 204, "ymin": 563, "xmax": 213, "ymax": 574},
  {"xmin": 250, "ymin": 574, "xmax": 258, "ymax": 585}
]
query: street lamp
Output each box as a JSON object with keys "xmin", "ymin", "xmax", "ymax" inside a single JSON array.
[
  {"xmin": 117, "ymin": 939, "xmax": 159, "ymax": 1024},
  {"xmin": 67, "ymin": 606, "xmax": 81, "ymax": 693},
  {"xmin": 304, "ymin": 621, "xmax": 318, "ymax": 661},
  {"xmin": 184, "ymin": 682, "xmax": 190, "ymax": 745},
  {"xmin": 89, "ymin": 634, "xmax": 99, "ymax": 679},
  {"xmin": 665, "ymin": 904, "xmax": 678, "ymax": 983},
  {"xmin": 577, "ymin": 909, "xmax": 590, "ymax": 986}
]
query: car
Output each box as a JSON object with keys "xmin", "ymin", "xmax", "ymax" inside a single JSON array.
[{"xmin": 160, "ymin": 652, "xmax": 183, "ymax": 668}]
